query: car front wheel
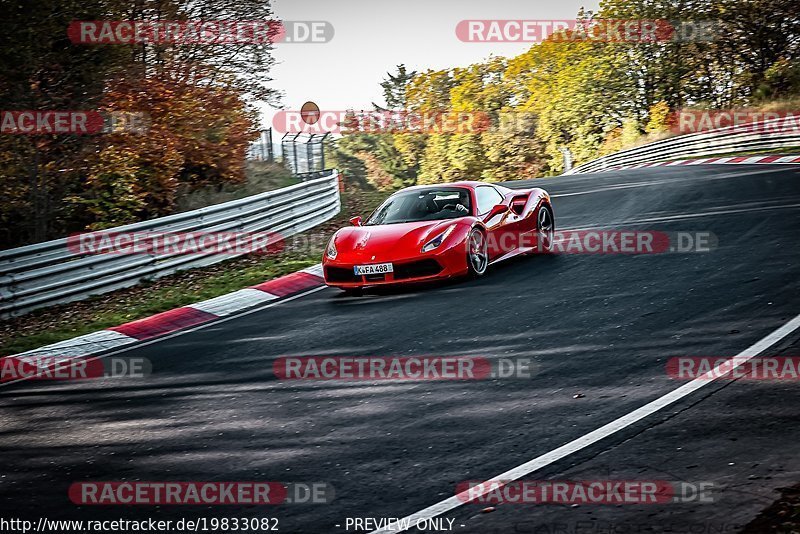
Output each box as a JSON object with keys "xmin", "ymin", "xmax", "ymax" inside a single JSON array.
[{"xmin": 467, "ymin": 228, "xmax": 489, "ymax": 277}]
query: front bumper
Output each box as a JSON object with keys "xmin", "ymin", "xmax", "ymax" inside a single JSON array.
[{"xmin": 323, "ymin": 245, "xmax": 468, "ymax": 289}]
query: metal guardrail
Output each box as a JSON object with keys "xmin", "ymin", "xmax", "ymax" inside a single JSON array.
[
  {"xmin": 566, "ymin": 116, "xmax": 800, "ymax": 174},
  {"xmin": 0, "ymin": 171, "xmax": 341, "ymax": 318}
]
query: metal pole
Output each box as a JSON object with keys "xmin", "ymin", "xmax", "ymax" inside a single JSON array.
[
  {"xmin": 292, "ymin": 134, "xmax": 300, "ymax": 174},
  {"xmin": 320, "ymin": 133, "xmax": 330, "ymax": 170},
  {"xmin": 559, "ymin": 146, "xmax": 573, "ymax": 172},
  {"xmin": 307, "ymin": 134, "xmax": 314, "ymax": 173}
]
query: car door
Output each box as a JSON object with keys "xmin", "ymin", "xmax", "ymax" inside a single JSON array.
[{"xmin": 474, "ymin": 185, "xmax": 510, "ymax": 259}]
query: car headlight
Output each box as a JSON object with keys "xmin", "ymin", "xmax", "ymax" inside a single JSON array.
[
  {"xmin": 421, "ymin": 224, "xmax": 456, "ymax": 253},
  {"xmin": 326, "ymin": 237, "xmax": 338, "ymax": 259}
]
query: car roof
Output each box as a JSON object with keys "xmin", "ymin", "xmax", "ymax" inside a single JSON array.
[{"xmin": 397, "ymin": 181, "xmax": 509, "ymax": 193}]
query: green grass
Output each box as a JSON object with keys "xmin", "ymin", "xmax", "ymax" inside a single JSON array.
[
  {"xmin": 0, "ymin": 254, "xmax": 318, "ymax": 356},
  {"xmin": 176, "ymin": 161, "xmax": 298, "ymax": 212}
]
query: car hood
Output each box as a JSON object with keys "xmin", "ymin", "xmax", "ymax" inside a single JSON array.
[{"xmin": 332, "ymin": 219, "xmax": 462, "ymax": 262}]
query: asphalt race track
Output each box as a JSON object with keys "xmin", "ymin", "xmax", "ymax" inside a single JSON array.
[{"xmin": 1, "ymin": 163, "xmax": 799, "ymax": 533}]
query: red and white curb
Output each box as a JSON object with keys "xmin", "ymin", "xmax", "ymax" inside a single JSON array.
[
  {"xmin": 11, "ymin": 264, "xmax": 326, "ymax": 360},
  {"xmin": 582, "ymin": 154, "xmax": 800, "ymax": 174}
]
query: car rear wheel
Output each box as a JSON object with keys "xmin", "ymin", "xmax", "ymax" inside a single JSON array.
[
  {"xmin": 467, "ymin": 228, "xmax": 488, "ymax": 277},
  {"xmin": 536, "ymin": 204, "xmax": 555, "ymax": 253}
]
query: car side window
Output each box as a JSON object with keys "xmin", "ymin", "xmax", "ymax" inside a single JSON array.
[{"xmin": 475, "ymin": 186, "xmax": 504, "ymax": 215}]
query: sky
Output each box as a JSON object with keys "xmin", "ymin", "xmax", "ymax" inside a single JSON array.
[{"xmin": 262, "ymin": 0, "xmax": 601, "ymax": 133}]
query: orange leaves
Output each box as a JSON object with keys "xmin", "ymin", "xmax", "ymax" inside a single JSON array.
[{"xmin": 73, "ymin": 76, "xmax": 257, "ymax": 228}]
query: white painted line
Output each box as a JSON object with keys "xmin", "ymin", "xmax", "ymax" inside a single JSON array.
[
  {"xmin": 15, "ymin": 330, "xmax": 137, "ymax": 359},
  {"xmin": 551, "ymin": 167, "xmax": 767, "ymax": 198},
  {"xmin": 5, "ymin": 330, "xmax": 140, "ymax": 386},
  {"xmin": 563, "ymin": 202, "xmax": 800, "ymax": 231},
  {"xmin": 579, "ymin": 157, "xmax": 800, "ymax": 176},
  {"xmin": 614, "ymin": 202, "xmax": 800, "ymax": 224},
  {"xmin": 189, "ymin": 288, "xmax": 277, "ymax": 317},
  {"xmin": 552, "ymin": 180, "xmax": 674, "ymax": 198},
  {"xmin": 301, "ymin": 263, "xmax": 324, "ymax": 278},
  {"xmin": 369, "ymin": 313, "xmax": 800, "ymax": 534}
]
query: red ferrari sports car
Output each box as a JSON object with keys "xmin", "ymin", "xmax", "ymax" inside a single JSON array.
[{"xmin": 322, "ymin": 181, "xmax": 554, "ymax": 293}]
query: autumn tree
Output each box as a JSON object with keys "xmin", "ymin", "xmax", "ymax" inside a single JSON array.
[{"xmin": 0, "ymin": 0, "xmax": 278, "ymax": 246}]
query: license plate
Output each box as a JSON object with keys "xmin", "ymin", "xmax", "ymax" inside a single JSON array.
[{"xmin": 354, "ymin": 263, "xmax": 393, "ymax": 276}]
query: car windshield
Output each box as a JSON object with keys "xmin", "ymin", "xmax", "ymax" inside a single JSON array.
[{"xmin": 364, "ymin": 188, "xmax": 472, "ymax": 225}]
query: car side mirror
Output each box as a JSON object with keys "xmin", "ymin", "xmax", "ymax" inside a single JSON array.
[
  {"xmin": 349, "ymin": 216, "xmax": 362, "ymax": 226},
  {"xmin": 484, "ymin": 203, "xmax": 509, "ymax": 221}
]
